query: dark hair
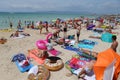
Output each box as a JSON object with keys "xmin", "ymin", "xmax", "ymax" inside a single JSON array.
[
  {"xmin": 48, "ymin": 39, "xmax": 51, "ymax": 43},
  {"xmin": 112, "ymin": 35, "xmax": 117, "ymax": 40}
]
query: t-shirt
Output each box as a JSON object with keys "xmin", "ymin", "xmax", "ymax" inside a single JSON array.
[{"xmin": 28, "ymin": 65, "xmax": 38, "ymax": 75}]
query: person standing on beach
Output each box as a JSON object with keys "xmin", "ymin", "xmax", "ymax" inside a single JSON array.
[
  {"xmin": 38, "ymin": 21, "xmax": 43, "ymax": 34},
  {"xmin": 76, "ymin": 23, "xmax": 81, "ymax": 43},
  {"xmin": 111, "ymin": 35, "xmax": 118, "ymax": 52},
  {"xmin": 45, "ymin": 21, "xmax": 49, "ymax": 33},
  {"xmin": 63, "ymin": 22, "xmax": 67, "ymax": 38},
  {"xmin": 17, "ymin": 20, "xmax": 22, "ymax": 29},
  {"xmin": 9, "ymin": 21, "xmax": 13, "ymax": 28}
]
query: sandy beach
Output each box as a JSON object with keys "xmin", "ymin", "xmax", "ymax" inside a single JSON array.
[{"xmin": 0, "ymin": 26, "xmax": 120, "ymax": 80}]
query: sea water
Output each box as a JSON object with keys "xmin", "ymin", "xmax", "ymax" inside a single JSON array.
[{"xmin": 0, "ymin": 12, "xmax": 96, "ymax": 29}]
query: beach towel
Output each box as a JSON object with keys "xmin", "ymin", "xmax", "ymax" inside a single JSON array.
[
  {"xmin": 93, "ymin": 28, "xmax": 104, "ymax": 33},
  {"xmin": 15, "ymin": 60, "xmax": 33, "ymax": 73},
  {"xmin": 48, "ymin": 48, "xmax": 61, "ymax": 56},
  {"xmin": 65, "ymin": 56, "xmax": 89, "ymax": 74},
  {"xmin": 77, "ymin": 51, "xmax": 96, "ymax": 60},
  {"xmin": 12, "ymin": 53, "xmax": 33, "ymax": 73},
  {"xmin": 63, "ymin": 46, "xmax": 80, "ymax": 52},
  {"xmin": 12, "ymin": 34, "xmax": 25, "ymax": 39},
  {"xmin": 101, "ymin": 32, "xmax": 113, "ymax": 43},
  {"xmin": 78, "ymin": 39, "xmax": 97, "ymax": 49},
  {"xmin": 87, "ymin": 24, "xmax": 95, "ymax": 30},
  {"xmin": 28, "ymin": 49, "xmax": 46, "ymax": 64},
  {"xmin": 12, "ymin": 53, "xmax": 26, "ymax": 62}
]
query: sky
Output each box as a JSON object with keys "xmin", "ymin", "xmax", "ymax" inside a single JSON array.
[{"xmin": 0, "ymin": 0, "xmax": 120, "ymax": 14}]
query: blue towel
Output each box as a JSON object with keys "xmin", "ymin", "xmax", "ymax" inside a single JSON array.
[
  {"xmin": 15, "ymin": 61, "xmax": 33, "ymax": 73},
  {"xmin": 78, "ymin": 39, "xmax": 97, "ymax": 49},
  {"xmin": 78, "ymin": 43, "xmax": 94, "ymax": 49},
  {"xmin": 64, "ymin": 46, "xmax": 80, "ymax": 52}
]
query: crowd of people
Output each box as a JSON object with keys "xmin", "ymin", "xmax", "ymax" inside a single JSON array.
[{"xmin": 7, "ymin": 15, "xmax": 120, "ymax": 80}]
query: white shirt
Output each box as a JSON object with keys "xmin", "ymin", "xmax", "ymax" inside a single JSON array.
[{"xmin": 28, "ymin": 65, "xmax": 38, "ymax": 75}]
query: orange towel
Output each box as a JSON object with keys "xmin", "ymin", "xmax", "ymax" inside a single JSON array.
[{"xmin": 28, "ymin": 49, "xmax": 45, "ymax": 64}]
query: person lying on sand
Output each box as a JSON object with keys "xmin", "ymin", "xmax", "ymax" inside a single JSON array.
[
  {"xmin": 66, "ymin": 60, "xmax": 96, "ymax": 80},
  {"xmin": 66, "ymin": 49, "xmax": 98, "ymax": 78},
  {"xmin": 77, "ymin": 60, "xmax": 96, "ymax": 79},
  {"xmin": 80, "ymin": 48, "xmax": 98, "ymax": 58},
  {"xmin": 0, "ymin": 37, "xmax": 7, "ymax": 44},
  {"xmin": 10, "ymin": 30, "xmax": 19, "ymax": 37}
]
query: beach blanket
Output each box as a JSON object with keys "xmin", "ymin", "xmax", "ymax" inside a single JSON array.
[{"xmin": 78, "ymin": 39, "xmax": 97, "ymax": 49}]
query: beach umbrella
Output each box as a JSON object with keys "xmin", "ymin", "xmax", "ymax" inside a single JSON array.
[{"xmin": 93, "ymin": 48, "xmax": 120, "ymax": 80}]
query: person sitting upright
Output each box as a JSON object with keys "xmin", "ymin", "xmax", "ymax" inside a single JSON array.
[{"xmin": 111, "ymin": 35, "xmax": 118, "ymax": 52}]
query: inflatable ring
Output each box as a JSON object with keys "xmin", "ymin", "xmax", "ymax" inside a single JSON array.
[{"xmin": 44, "ymin": 56, "xmax": 64, "ymax": 71}]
